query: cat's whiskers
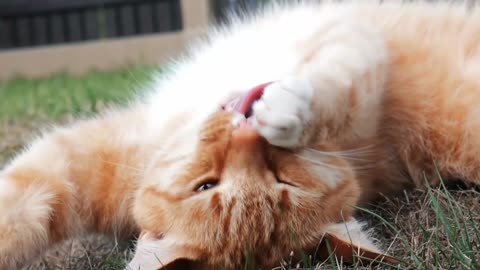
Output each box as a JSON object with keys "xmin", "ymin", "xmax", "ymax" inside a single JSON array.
[
  {"xmin": 296, "ymin": 154, "xmax": 377, "ymax": 170},
  {"xmin": 294, "ymin": 154, "xmax": 355, "ymax": 170},
  {"xmin": 99, "ymin": 159, "xmax": 145, "ymax": 175},
  {"xmin": 295, "ymin": 146, "xmax": 382, "ymax": 171},
  {"xmin": 304, "ymin": 145, "xmax": 377, "ymax": 161}
]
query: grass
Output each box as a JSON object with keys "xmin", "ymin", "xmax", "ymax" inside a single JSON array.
[
  {"xmin": 0, "ymin": 66, "xmax": 153, "ymax": 122},
  {"xmin": 358, "ymin": 184, "xmax": 480, "ymax": 270},
  {"xmin": 1, "ymin": 67, "xmax": 479, "ymax": 270}
]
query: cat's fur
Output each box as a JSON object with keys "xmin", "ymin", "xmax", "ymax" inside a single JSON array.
[{"xmin": 2, "ymin": 0, "xmax": 480, "ymax": 269}]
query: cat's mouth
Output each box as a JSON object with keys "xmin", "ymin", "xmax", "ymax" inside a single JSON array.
[{"xmin": 221, "ymin": 82, "xmax": 273, "ymax": 118}]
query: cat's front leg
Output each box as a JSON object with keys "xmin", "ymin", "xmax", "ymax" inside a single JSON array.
[{"xmin": 252, "ymin": 18, "xmax": 388, "ymax": 149}]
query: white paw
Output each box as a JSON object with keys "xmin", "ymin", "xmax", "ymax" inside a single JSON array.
[{"xmin": 251, "ymin": 76, "xmax": 313, "ymax": 148}]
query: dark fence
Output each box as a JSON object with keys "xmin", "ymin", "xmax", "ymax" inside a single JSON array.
[
  {"xmin": 0, "ymin": 0, "xmax": 183, "ymax": 50},
  {"xmin": 211, "ymin": 0, "xmax": 262, "ymax": 23},
  {"xmin": 0, "ymin": 0, "xmax": 267, "ymax": 51}
]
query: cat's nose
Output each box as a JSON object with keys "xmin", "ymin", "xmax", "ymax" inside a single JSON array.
[
  {"xmin": 232, "ymin": 119, "xmax": 260, "ymax": 144},
  {"xmin": 227, "ymin": 118, "xmax": 267, "ymax": 173}
]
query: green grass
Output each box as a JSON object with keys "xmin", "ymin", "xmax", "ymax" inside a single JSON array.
[
  {"xmin": 0, "ymin": 66, "xmax": 154, "ymax": 122},
  {"xmin": 0, "ymin": 66, "xmax": 155, "ymax": 171}
]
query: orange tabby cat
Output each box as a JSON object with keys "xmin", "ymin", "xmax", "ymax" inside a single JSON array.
[{"xmin": 2, "ymin": 0, "xmax": 480, "ymax": 269}]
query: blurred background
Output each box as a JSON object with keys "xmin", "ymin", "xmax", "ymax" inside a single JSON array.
[
  {"xmin": 0, "ymin": 0, "xmax": 270, "ymax": 80},
  {"xmin": 0, "ymin": 0, "xmax": 269, "ymax": 164}
]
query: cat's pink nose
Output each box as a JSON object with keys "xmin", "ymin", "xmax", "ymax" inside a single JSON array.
[
  {"xmin": 228, "ymin": 118, "xmax": 265, "ymax": 169},
  {"xmin": 232, "ymin": 120, "xmax": 260, "ymax": 144}
]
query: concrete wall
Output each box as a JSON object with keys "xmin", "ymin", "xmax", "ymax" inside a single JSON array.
[{"xmin": 0, "ymin": 0, "xmax": 211, "ymax": 80}]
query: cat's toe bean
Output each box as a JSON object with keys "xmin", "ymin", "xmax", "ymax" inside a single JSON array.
[
  {"xmin": 252, "ymin": 101, "xmax": 299, "ymax": 130},
  {"xmin": 251, "ymin": 77, "xmax": 313, "ymax": 148},
  {"xmin": 252, "ymin": 116, "xmax": 303, "ymax": 148}
]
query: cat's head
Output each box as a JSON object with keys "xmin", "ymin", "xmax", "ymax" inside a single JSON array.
[{"xmin": 129, "ymin": 111, "xmax": 388, "ymax": 269}]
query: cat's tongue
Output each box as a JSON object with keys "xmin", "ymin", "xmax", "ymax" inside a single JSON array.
[{"xmin": 223, "ymin": 82, "xmax": 273, "ymax": 117}]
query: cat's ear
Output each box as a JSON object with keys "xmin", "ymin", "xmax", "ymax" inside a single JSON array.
[
  {"xmin": 126, "ymin": 231, "xmax": 201, "ymax": 270},
  {"xmin": 318, "ymin": 219, "xmax": 398, "ymax": 265}
]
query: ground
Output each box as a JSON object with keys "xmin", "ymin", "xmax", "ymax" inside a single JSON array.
[{"xmin": 1, "ymin": 68, "xmax": 479, "ymax": 270}]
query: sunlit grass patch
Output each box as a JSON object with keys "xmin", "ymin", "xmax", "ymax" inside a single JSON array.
[{"xmin": 0, "ymin": 66, "xmax": 154, "ymax": 122}]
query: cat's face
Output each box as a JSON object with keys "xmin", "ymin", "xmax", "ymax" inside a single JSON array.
[{"xmin": 131, "ymin": 111, "xmax": 361, "ymax": 269}]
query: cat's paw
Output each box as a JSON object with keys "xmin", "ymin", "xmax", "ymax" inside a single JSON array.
[{"xmin": 251, "ymin": 76, "xmax": 314, "ymax": 148}]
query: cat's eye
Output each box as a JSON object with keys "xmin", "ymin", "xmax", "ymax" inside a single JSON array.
[
  {"xmin": 267, "ymin": 162, "xmax": 297, "ymax": 187},
  {"xmin": 274, "ymin": 173, "xmax": 297, "ymax": 187},
  {"xmin": 195, "ymin": 181, "xmax": 219, "ymax": 192},
  {"xmin": 276, "ymin": 178, "xmax": 296, "ymax": 187}
]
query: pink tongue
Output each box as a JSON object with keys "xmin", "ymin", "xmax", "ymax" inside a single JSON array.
[{"xmin": 224, "ymin": 82, "xmax": 273, "ymax": 117}]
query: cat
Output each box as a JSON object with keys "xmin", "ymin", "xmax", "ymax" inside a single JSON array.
[{"xmin": 2, "ymin": 0, "xmax": 480, "ymax": 269}]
